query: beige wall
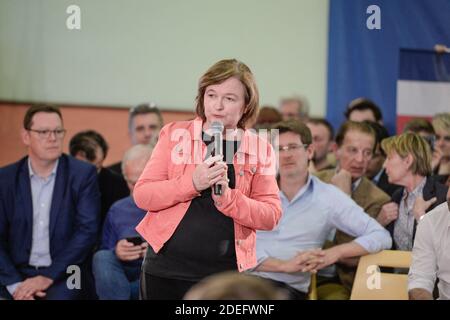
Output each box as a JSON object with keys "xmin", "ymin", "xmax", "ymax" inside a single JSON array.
[
  {"xmin": 0, "ymin": 102, "xmax": 194, "ymax": 167},
  {"xmin": 0, "ymin": 0, "xmax": 329, "ymax": 115},
  {"xmin": 0, "ymin": 0, "xmax": 330, "ymax": 166}
]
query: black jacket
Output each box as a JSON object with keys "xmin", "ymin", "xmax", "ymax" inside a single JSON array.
[
  {"xmin": 98, "ymin": 167, "xmax": 129, "ymax": 223},
  {"xmin": 375, "ymin": 169, "xmax": 402, "ymax": 198},
  {"xmin": 386, "ymin": 175, "xmax": 449, "ymax": 249},
  {"xmin": 107, "ymin": 161, "xmax": 123, "ymax": 177}
]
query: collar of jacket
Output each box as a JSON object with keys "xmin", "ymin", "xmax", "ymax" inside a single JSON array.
[{"xmin": 190, "ymin": 117, "xmax": 258, "ymax": 156}]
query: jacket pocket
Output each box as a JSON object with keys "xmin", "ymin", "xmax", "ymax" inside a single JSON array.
[{"xmin": 236, "ymin": 164, "xmax": 257, "ymax": 196}]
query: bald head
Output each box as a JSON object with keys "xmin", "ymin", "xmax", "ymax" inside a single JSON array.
[{"xmin": 122, "ymin": 144, "xmax": 153, "ymax": 192}]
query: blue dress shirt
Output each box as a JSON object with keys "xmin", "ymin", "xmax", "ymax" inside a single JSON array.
[{"xmin": 251, "ymin": 175, "xmax": 392, "ymax": 293}]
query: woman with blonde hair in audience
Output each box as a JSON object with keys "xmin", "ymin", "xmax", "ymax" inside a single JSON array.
[
  {"xmin": 380, "ymin": 133, "xmax": 448, "ymax": 250},
  {"xmin": 432, "ymin": 113, "xmax": 450, "ymax": 186}
]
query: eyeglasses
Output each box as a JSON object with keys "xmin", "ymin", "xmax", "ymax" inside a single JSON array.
[
  {"xmin": 27, "ymin": 128, "xmax": 66, "ymax": 139},
  {"xmin": 276, "ymin": 144, "xmax": 309, "ymax": 152}
]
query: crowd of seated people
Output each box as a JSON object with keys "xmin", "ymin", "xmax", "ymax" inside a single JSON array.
[
  {"xmin": 249, "ymin": 120, "xmax": 391, "ymax": 300},
  {"xmin": 1, "ymin": 97, "xmax": 449, "ymax": 300}
]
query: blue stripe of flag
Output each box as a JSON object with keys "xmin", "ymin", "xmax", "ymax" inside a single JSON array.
[{"xmin": 399, "ymin": 49, "xmax": 450, "ymax": 82}]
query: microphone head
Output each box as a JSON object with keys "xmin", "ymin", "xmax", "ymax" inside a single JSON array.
[{"xmin": 210, "ymin": 121, "xmax": 224, "ymax": 134}]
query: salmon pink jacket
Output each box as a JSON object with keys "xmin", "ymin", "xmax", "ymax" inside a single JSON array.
[{"xmin": 134, "ymin": 118, "xmax": 282, "ymax": 272}]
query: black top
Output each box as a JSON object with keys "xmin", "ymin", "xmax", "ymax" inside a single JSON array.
[
  {"xmin": 435, "ymin": 174, "xmax": 450, "ymax": 187},
  {"xmin": 386, "ymin": 175, "xmax": 449, "ymax": 249},
  {"xmin": 144, "ymin": 132, "xmax": 240, "ymax": 281},
  {"xmin": 375, "ymin": 169, "xmax": 402, "ymax": 198},
  {"xmin": 106, "ymin": 161, "xmax": 123, "ymax": 177},
  {"xmin": 98, "ymin": 167, "xmax": 129, "ymax": 223}
]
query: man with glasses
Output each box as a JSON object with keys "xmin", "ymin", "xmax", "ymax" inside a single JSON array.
[
  {"xmin": 0, "ymin": 105, "xmax": 100, "ymax": 300},
  {"xmin": 249, "ymin": 120, "xmax": 391, "ymax": 300},
  {"xmin": 107, "ymin": 103, "xmax": 163, "ymax": 176}
]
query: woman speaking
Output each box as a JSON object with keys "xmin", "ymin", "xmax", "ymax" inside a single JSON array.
[{"xmin": 134, "ymin": 59, "xmax": 282, "ymax": 299}]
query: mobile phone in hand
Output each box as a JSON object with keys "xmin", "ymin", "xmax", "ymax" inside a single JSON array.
[{"xmin": 126, "ymin": 236, "xmax": 145, "ymax": 246}]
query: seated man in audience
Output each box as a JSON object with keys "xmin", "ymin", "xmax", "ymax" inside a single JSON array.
[
  {"xmin": 315, "ymin": 121, "xmax": 391, "ymax": 291},
  {"xmin": 278, "ymin": 96, "xmax": 310, "ymax": 122},
  {"xmin": 379, "ymin": 133, "xmax": 448, "ymax": 250},
  {"xmin": 0, "ymin": 105, "xmax": 100, "ymax": 300},
  {"xmin": 250, "ymin": 121, "xmax": 391, "ymax": 300},
  {"xmin": 408, "ymin": 189, "xmax": 450, "ymax": 300},
  {"xmin": 306, "ymin": 118, "xmax": 336, "ymax": 172},
  {"xmin": 403, "ymin": 118, "xmax": 435, "ymax": 139},
  {"xmin": 365, "ymin": 121, "xmax": 401, "ymax": 197},
  {"xmin": 92, "ymin": 144, "xmax": 153, "ymax": 300},
  {"xmin": 344, "ymin": 98, "xmax": 383, "ymax": 125},
  {"xmin": 432, "ymin": 113, "xmax": 450, "ymax": 186},
  {"xmin": 69, "ymin": 130, "xmax": 129, "ymax": 223},
  {"xmin": 108, "ymin": 103, "xmax": 163, "ymax": 176}
]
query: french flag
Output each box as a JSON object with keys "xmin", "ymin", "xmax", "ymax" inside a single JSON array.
[{"xmin": 396, "ymin": 49, "xmax": 450, "ymax": 133}]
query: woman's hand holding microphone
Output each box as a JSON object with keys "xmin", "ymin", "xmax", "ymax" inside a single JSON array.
[{"xmin": 192, "ymin": 155, "xmax": 229, "ymax": 193}]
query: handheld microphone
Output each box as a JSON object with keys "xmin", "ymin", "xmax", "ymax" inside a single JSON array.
[{"xmin": 210, "ymin": 121, "xmax": 224, "ymax": 195}]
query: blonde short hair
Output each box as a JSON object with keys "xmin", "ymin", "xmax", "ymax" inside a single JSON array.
[
  {"xmin": 432, "ymin": 113, "xmax": 450, "ymax": 133},
  {"xmin": 381, "ymin": 133, "xmax": 432, "ymax": 176}
]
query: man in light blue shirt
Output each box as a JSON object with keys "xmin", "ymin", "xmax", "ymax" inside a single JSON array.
[{"xmin": 250, "ymin": 120, "xmax": 392, "ymax": 299}]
